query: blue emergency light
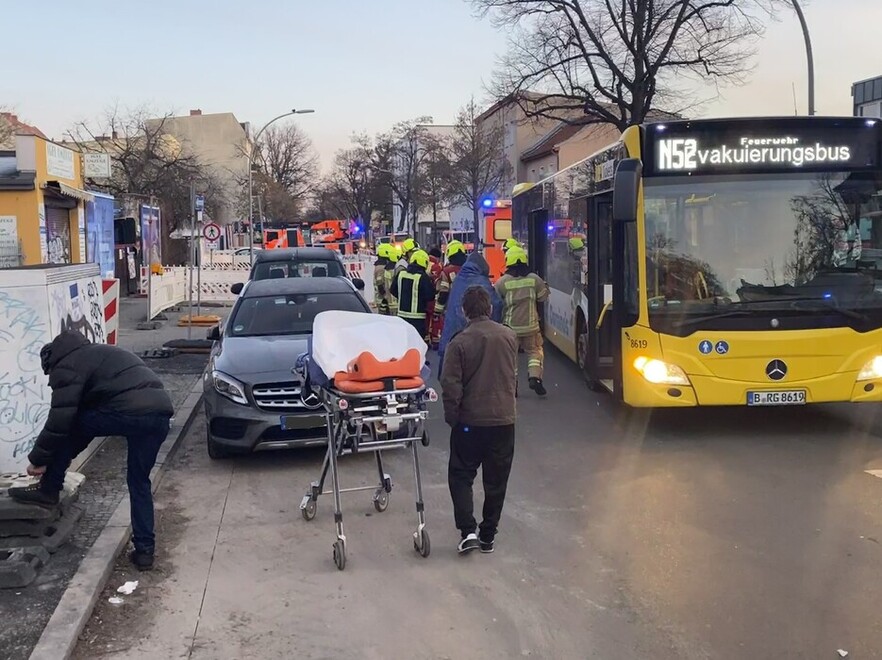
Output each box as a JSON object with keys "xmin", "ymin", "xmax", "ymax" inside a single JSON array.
[{"xmin": 482, "ymin": 197, "xmax": 494, "ymax": 208}]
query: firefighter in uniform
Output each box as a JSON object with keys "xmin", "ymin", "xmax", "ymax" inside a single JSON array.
[
  {"xmin": 373, "ymin": 244, "xmax": 393, "ymax": 315},
  {"xmin": 384, "ymin": 246, "xmax": 400, "ymax": 316},
  {"xmin": 425, "ymin": 247, "xmax": 444, "ymax": 346},
  {"xmin": 391, "ymin": 248, "xmax": 436, "ymax": 341},
  {"xmin": 432, "ymin": 241, "xmax": 467, "ymax": 348},
  {"xmin": 495, "ymin": 247, "xmax": 550, "ymax": 397},
  {"xmin": 394, "ymin": 237, "xmax": 419, "ymax": 280}
]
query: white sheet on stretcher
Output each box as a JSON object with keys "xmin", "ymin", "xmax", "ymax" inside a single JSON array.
[{"xmin": 311, "ymin": 311, "xmax": 427, "ymax": 377}]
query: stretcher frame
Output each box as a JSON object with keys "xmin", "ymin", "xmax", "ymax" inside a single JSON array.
[{"xmin": 286, "ymin": 383, "xmax": 434, "ymax": 570}]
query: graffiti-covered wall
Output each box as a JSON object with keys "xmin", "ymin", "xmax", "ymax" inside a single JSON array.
[{"xmin": 0, "ymin": 264, "xmax": 105, "ymax": 472}]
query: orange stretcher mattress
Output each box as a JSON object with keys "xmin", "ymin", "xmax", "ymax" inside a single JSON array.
[{"xmin": 331, "ymin": 348, "xmax": 425, "ymax": 393}]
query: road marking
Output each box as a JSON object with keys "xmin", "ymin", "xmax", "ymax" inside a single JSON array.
[{"xmin": 865, "ymin": 469, "xmax": 882, "ymax": 479}]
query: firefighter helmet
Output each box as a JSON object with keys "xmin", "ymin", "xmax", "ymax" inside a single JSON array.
[
  {"xmin": 446, "ymin": 241, "xmax": 465, "ymax": 258},
  {"xmin": 568, "ymin": 237, "xmax": 585, "ymax": 251},
  {"xmin": 502, "ymin": 238, "xmax": 522, "ymax": 253},
  {"xmin": 409, "ymin": 249, "xmax": 430, "ymax": 269},
  {"xmin": 402, "ymin": 237, "xmax": 419, "ymax": 253},
  {"xmin": 377, "ymin": 244, "xmax": 392, "ymax": 259},
  {"xmin": 504, "ymin": 247, "xmax": 528, "ymax": 267}
]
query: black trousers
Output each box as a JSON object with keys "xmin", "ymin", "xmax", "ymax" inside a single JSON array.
[
  {"xmin": 402, "ymin": 316, "xmax": 427, "ymax": 340},
  {"xmin": 448, "ymin": 424, "xmax": 515, "ymax": 541}
]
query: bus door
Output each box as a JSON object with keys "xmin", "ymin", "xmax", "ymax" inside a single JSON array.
[
  {"xmin": 586, "ymin": 193, "xmax": 617, "ymax": 392},
  {"xmin": 528, "ymin": 209, "xmax": 548, "ymax": 280}
]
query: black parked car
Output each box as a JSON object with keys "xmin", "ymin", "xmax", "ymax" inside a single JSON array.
[{"xmin": 229, "ymin": 247, "xmax": 365, "ymax": 295}]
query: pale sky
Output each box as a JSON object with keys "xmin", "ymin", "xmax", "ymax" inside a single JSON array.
[{"xmin": 1, "ymin": 0, "xmax": 877, "ymax": 172}]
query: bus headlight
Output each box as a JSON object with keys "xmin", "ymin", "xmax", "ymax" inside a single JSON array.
[
  {"xmin": 633, "ymin": 357, "xmax": 690, "ymax": 386},
  {"xmin": 857, "ymin": 356, "xmax": 882, "ymax": 381}
]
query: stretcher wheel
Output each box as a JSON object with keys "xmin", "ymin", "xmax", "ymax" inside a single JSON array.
[
  {"xmin": 373, "ymin": 489, "xmax": 389, "ymax": 512},
  {"xmin": 421, "ymin": 430, "xmax": 430, "ymax": 447},
  {"xmin": 333, "ymin": 540, "xmax": 346, "ymax": 570},
  {"xmin": 301, "ymin": 499, "xmax": 317, "ymax": 521},
  {"xmin": 413, "ymin": 529, "xmax": 431, "ymax": 558}
]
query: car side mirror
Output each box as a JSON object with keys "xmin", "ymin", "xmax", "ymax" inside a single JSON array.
[
  {"xmin": 352, "ymin": 278, "xmax": 366, "ymax": 291},
  {"xmin": 230, "ymin": 282, "xmax": 244, "ymax": 295},
  {"xmin": 612, "ymin": 158, "xmax": 642, "ymax": 223},
  {"xmin": 207, "ymin": 325, "xmax": 221, "ymax": 341}
]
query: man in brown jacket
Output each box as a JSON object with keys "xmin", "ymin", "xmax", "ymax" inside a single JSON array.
[{"xmin": 440, "ymin": 286, "xmax": 517, "ymax": 554}]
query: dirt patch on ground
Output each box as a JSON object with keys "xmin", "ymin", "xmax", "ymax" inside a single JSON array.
[{"xmin": 72, "ymin": 482, "xmax": 190, "ymax": 658}]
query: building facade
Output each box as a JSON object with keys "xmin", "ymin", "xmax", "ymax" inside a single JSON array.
[
  {"xmin": 146, "ymin": 110, "xmax": 252, "ymax": 226},
  {"xmin": 0, "ymin": 134, "xmax": 93, "ymax": 267},
  {"xmin": 853, "ymin": 76, "xmax": 882, "ymax": 118}
]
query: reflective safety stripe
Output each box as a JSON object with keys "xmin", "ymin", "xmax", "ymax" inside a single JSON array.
[{"xmin": 397, "ymin": 272, "xmax": 423, "ymax": 319}]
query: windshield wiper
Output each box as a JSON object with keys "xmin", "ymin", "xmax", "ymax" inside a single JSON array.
[
  {"xmin": 667, "ymin": 310, "xmax": 753, "ymax": 329},
  {"xmin": 726, "ymin": 296, "xmax": 870, "ymax": 323}
]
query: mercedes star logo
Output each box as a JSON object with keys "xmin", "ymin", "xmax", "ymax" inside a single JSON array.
[
  {"xmin": 765, "ymin": 360, "xmax": 787, "ymax": 381},
  {"xmin": 300, "ymin": 389, "xmax": 322, "ymax": 409}
]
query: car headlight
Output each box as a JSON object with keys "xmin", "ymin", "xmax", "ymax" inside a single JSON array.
[
  {"xmin": 212, "ymin": 370, "xmax": 248, "ymax": 405},
  {"xmin": 857, "ymin": 356, "xmax": 882, "ymax": 381},
  {"xmin": 633, "ymin": 357, "xmax": 690, "ymax": 386}
]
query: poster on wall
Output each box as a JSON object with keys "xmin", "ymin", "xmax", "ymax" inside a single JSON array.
[
  {"xmin": 0, "ymin": 215, "xmax": 18, "ymax": 268},
  {"xmin": 85, "ymin": 194, "xmax": 116, "ymax": 279},
  {"xmin": 140, "ymin": 205, "xmax": 162, "ymax": 269},
  {"xmin": 47, "ymin": 277, "xmax": 107, "ymax": 345},
  {"xmin": 38, "ymin": 203, "xmax": 48, "ymax": 263},
  {"xmin": 77, "ymin": 206, "xmax": 86, "ymax": 264}
]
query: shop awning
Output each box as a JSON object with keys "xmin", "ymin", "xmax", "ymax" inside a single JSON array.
[{"xmin": 43, "ymin": 180, "xmax": 95, "ymax": 203}]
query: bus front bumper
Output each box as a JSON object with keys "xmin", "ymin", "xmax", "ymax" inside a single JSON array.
[{"xmin": 624, "ymin": 373, "xmax": 882, "ymax": 407}]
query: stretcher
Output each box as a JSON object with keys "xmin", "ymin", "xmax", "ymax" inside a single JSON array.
[{"xmin": 288, "ymin": 311, "xmax": 435, "ymax": 570}]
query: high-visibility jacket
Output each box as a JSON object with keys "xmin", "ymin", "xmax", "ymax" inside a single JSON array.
[
  {"xmin": 391, "ymin": 265, "xmax": 435, "ymax": 320},
  {"xmin": 494, "ymin": 272, "xmax": 549, "ymax": 336},
  {"xmin": 373, "ymin": 259, "xmax": 390, "ymax": 313},
  {"xmin": 383, "ymin": 264, "xmax": 398, "ymax": 315},
  {"xmin": 434, "ymin": 264, "xmax": 462, "ymax": 314}
]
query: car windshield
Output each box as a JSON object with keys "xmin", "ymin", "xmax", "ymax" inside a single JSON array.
[
  {"xmin": 252, "ymin": 260, "xmax": 346, "ymax": 280},
  {"xmin": 228, "ymin": 292, "xmax": 365, "ymax": 337},
  {"xmin": 643, "ymin": 171, "xmax": 882, "ymax": 333}
]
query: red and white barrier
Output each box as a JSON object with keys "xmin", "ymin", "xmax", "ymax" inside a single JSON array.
[{"xmin": 102, "ymin": 278, "xmax": 120, "ymax": 345}]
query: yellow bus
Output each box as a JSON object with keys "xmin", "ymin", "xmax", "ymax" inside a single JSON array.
[{"xmin": 513, "ymin": 116, "xmax": 882, "ymax": 407}]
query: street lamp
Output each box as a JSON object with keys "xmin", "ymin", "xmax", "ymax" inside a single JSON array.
[
  {"xmin": 248, "ymin": 108, "xmax": 315, "ymax": 262},
  {"xmin": 791, "ymin": 0, "xmax": 815, "ymax": 116}
]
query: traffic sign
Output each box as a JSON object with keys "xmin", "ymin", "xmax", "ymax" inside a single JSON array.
[
  {"xmin": 202, "ymin": 222, "xmax": 221, "ymax": 242},
  {"xmin": 195, "ymin": 195, "xmax": 205, "ymax": 212}
]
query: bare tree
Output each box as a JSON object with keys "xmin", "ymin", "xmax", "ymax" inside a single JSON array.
[
  {"xmin": 255, "ymin": 124, "xmax": 318, "ymax": 199},
  {"xmin": 0, "ymin": 109, "xmax": 14, "ymax": 148},
  {"xmin": 67, "ymin": 106, "xmax": 226, "ymax": 263},
  {"xmin": 472, "ymin": 0, "xmax": 780, "ymax": 129},
  {"xmin": 445, "ymin": 99, "xmax": 511, "ymax": 241},
  {"xmin": 421, "ymin": 134, "xmax": 453, "ymax": 237},
  {"xmin": 317, "ymin": 135, "xmax": 392, "ymax": 232},
  {"xmin": 372, "ymin": 118, "xmax": 436, "ymax": 234}
]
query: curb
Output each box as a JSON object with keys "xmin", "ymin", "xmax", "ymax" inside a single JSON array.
[{"xmin": 29, "ymin": 377, "xmax": 204, "ymax": 660}]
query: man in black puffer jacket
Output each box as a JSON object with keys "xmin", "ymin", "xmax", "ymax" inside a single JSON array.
[{"xmin": 8, "ymin": 331, "xmax": 174, "ymax": 570}]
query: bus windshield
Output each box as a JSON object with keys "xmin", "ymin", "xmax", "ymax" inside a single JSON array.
[{"xmin": 643, "ymin": 171, "xmax": 882, "ymax": 334}]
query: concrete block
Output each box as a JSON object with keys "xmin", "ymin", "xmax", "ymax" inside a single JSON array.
[
  {"xmin": 0, "ymin": 472, "xmax": 83, "ymax": 522},
  {"xmin": 0, "ymin": 504, "xmax": 84, "ymax": 552},
  {"xmin": 0, "ymin": 546, "xmax": 50, "ymax": 589}
]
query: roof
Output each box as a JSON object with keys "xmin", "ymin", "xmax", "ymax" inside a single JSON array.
[
  {"xmin": 253, "ymin": 247, "xmax": 343, "ymax": 263},
  {"xmin": 520, "ymin": 123, "xmax": 588, "ymax": 162},
  {"xmin": 242, "ymin": 277, "xmax": 357, "ymax": 298},
  {"xmin": 0, "ymin": 113, "xmax": 47, "ymax": 139}
]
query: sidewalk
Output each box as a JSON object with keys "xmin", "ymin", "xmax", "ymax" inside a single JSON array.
[{"xmin": 0, "ymin": 297, "xmax": 221, "ymax": 660}]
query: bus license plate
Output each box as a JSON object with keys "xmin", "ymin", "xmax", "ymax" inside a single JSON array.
[{"xmin": 747, "ymin": 390, "xmax": 806, "ymax": 406}]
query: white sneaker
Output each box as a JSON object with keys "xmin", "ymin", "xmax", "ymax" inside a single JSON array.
[{"xmin": 457, "ymin": 533, "xmax": 480, "ymax": 554}]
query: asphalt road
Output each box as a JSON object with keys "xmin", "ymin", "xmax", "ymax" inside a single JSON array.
[{"xmin": 75, "ymin": 348, "xmax": 882, "ymax": 659}]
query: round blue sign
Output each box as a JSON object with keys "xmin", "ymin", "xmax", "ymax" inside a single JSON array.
[
  {"xmin": 715, "ymin": 340, "xmax": 730, "ymax": 355},
  {"xmin": 698, "ymin": 340, "xmax": 713, "ymax": 355}
]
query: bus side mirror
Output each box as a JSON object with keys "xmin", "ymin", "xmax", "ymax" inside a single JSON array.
[{"xmin": 612, "ymin": 159, "xmax": 643, "ymax": 223}]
